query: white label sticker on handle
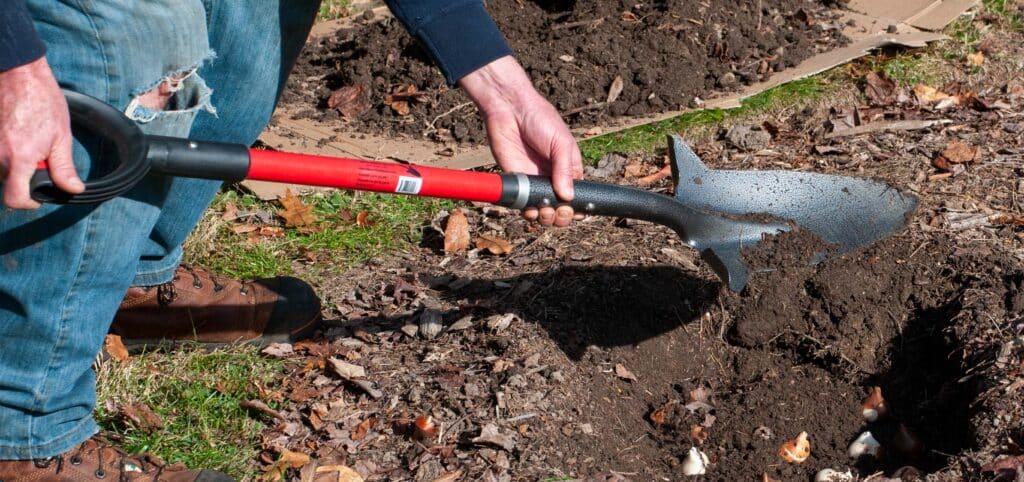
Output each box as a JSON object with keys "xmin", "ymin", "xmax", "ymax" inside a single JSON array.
[{"xmin": 395, "ymin": 176, "xmax": 423, "ymax": 195}]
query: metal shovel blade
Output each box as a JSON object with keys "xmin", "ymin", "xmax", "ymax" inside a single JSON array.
[{"xmin": 669, "ymin": 135, "xmax": 918, "ymax": 290}]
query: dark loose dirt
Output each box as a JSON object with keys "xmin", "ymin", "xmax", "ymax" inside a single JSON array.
[{"xmin": 282, "ymin": 0, "xmax": 848, "ymax": 144}]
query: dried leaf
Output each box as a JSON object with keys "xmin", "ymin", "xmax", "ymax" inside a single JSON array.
[
  {"xmin": 981, "ymin": 455, "xmax": 1024, "ymax": 475},
  {"xmin": 444, "ymin": 209, "xmax": 470, "ymax": 253},
  {"xmin": 614, "ymin": 363, "xmax": 638, "ymax": 382},
  {"xmin": 967, "ymin": 51, "xmax": 986, "ymax": 66},
  {"xmin": 932, "ymin": 155, "xmax": 953, "ymax": 172},
  {"xmin": 606, "ymin": 75, "xmax": 625, "ymax": 104},
  {"xmin": 277, "ymin": 189, "xmax": 317, "ymax": 227},
  {"xmin": 649, "ymin": 401, "xmax": 673, "ymax": 426},
  {"xmin": 327, "ymin": 84, "xmax": 371, "ymax": 118},
  {"xmin": 690, "ymin": 424, "xmax": 709, "ymax": 444},
  {"xmin": 229, "ymin": 224, "xmax": 258, "ymax": 235},
  {"xmin": 385, "ymin": 85, "xmax": 427, "ymax": 116},
  {"xmin": 623, "ymin": 161, "xmax": 647, "ymax": 178},
  {"xmin": 261, "ymin": 343, "xmax": 294, "ymax": 358},
  {"xmin": 104, "ymin": 334, "xmax": 130, "ymax": 362},
  {"xmin": 355, "ymin": 211, "xmax": 374, "ymax": 228},
  {"xmin": 637, "ymin": 164, "xmax": 672, "ymax": 186},
  {"xmin": 258, "ymin": 226, "xmax": 285, "ymax": 237},
  {"xmin": 472, "ymin": 423, "xmax": 516, "ymax": 451},
  {"xmin": 328, "ymin": 358, "xmax": 366, "ymax": 379},
  {"xmin": 118, "ymin": 403, "xmax": 164, "ymax": 432},
  {"xmin": 941, "ymin": 140, "xmax": 980, "ymax": 163},
  {"xmin": 260, "ymin": 450, "xmax": 311, "ymax": 482},
  {"xmin": 475, "ymin": 234, "xmax": 514, "ymax": 255},
  {"xmin": 913, "ymin": 84, "xmax": 955, "ymax": 105},
  {"xmin": 864, "ymin": 71, "xmax": 899, "ymax": 106},
  {"xmin": 221, "ymin": 201, "xmax": 238, "ymax": 221},
  {"xmin": 314, "ymin": 465, "xmax": 364, "ymax": 482},
  {"xmin": 431, "ymin": 470, "xmax": 464, "ymax": 482},
  {"xmin": 350, "ymin": 417, "xmax": 376, "ymax": 441}
]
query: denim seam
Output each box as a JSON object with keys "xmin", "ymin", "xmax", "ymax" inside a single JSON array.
[{"xmin": 70, "ymin": 0, "xmax": 115, "ymax": 104}]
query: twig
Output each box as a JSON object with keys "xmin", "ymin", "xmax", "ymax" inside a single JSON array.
[
  {"xmin": 561, "ymin": 101, "xmax": 607, "ymax": 117},
  {"xmin": 240, "ymin": 399, "xmax": 287, "ymax": 421},
  {"xmin": 824, "ymin": 119, "xmax": 952, "ymax": 139},
  {"xmin": 552, "ymin": 17, "xmax": 605, "ymax": 30},
  {"xmin": 424, "ymin": 102, "xmax": 475, "ymax": 133},
  {"xmin": 504, "ymin": 412, "xmax": 539, "ymax": 423}
]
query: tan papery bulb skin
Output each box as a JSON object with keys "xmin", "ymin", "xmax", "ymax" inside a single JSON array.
[{"xmin": 779, "ymin": 431, "xmax": 811, "ymax": 464}]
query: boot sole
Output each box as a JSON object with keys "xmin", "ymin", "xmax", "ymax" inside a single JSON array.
[{"xmin": 112, "ymin": 313, "xmax": 321, "ymax": 355}]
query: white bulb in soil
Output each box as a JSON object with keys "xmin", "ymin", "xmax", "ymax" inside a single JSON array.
[
  {"xmin": 681, "ymin": 447, "xmax": 709, "ymax": 476},
  {"xmin": 815, "ymin": 468, "xmax": 854, "ymax": 482},
  {"xmin": 848, "ymin": 431, "xmax": 882, "ymax": 459}
]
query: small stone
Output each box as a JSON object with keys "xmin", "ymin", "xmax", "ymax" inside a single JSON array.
[
  {"xmin": 419, "ymin": 309, "xmax": 444, "ymax": 340},
  {"xmin": 550, "ymin": 371, "xmax": 567, "ymax": 383},
  {"xmin": 400, "ymin": 323, "xmax": 418, "ymax": 338},
  {"xmin": 716, "ymin": 72, "xmax": 738, "ymax": 88},
  {"xmin": 448, "ymin": 315, "xmax": 474, "ymax": 331},
  {"xmin": 581, "ymin": 423, "xmax": 594, "ymax": 435}
]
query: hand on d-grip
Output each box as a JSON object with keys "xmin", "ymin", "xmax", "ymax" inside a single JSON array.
[{"xmin": 0, "ymin": 57, "xmax": 84, "ymax": 209}]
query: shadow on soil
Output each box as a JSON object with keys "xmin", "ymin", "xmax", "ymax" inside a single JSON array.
[{"xmin": 327, "ymin": 265, "xmax": 720, "ymax": 361}]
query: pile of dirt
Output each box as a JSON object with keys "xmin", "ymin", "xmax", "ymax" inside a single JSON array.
[{"xmin": 282, "ymin": 0, "xmax": 848, "ymax": 144}]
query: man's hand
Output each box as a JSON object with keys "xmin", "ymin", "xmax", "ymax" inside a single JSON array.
[
  {"xmin": 0, "ymin": 56, "xmax": 83, "ymax": 209},
  {"xmin": 460, "ymin": 56, "xmax": 584, "ymax": 227}
]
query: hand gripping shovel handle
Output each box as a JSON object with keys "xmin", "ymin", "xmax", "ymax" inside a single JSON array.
[{"xmin": 32, "ymin": 91, "xmax": 682, "ymax": 227}]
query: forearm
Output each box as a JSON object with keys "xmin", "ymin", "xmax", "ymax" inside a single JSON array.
[
  {"xmin": 0, "ymin": 0, "xmax": 46, "ymax": 71},
  {"xmin": 384, "ymin": 0, "xmax": 512, "ymax": 85}
]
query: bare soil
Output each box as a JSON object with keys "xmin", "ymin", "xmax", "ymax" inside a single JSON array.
[
  {"xmin": 247, "ymin": 11, "xmax": 1024, "ymax": 482},
  {"xmin": 281, "ymin": 0, "xmax": 847, "ymax": 145}
]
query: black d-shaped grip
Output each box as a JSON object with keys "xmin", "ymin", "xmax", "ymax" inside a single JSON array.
[{"xmin": 29, "ymin": 90, "xmax": 151, "ymax": 204}]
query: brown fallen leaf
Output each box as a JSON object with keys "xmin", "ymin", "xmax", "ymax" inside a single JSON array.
[
  {"xmin": 229, "ymin": 224, "xmax": 258, "ymax": 235},
  {"xmin": 981, "ymin": 455, "xmax": 1024, "ymax": 476},
  {"xmin": 118, "ymin": 403, "xmax": 164, "ymax": 433},
  {"xmin": 350, "ymin": 416, "xmax": 376, "ymax": 441},
  {"xmin": 648, "ymin": 400, "xmax": 675, "ymax": 426},
  {"xmin": 104, "ymin": 334, "xmax": 129, "ymax": 362},
  {"xmin": 614, "ymin": 363, "xmax": 638, "ymax": 382},
  {"xmin": 637, "ymin": 163, "xmax": 672, "ymax": 186},
  {"xmin": 259, "ymin": 450, "xmax": 311, "ymax": 482},
  {"xmin": 277, "ymin": 189, "xmax": 317, "ymax": 227},
  {"xmin": 472, "ymin": 423, "xmax": 516, "ymax": 451},
  {"xmin": 313, "ymin": 464, "xmax": 364, "ymax": 482},
  {"xmin": 623, "ymin": 160, "xmax": 647, "ymax": 178},
  {"xmin": 444, "ymin": 209, "xmax": 470, "ymax": 253},
  {"xmin": 967, "ymin": 50, "xmax": 985, "ymax": 66},
  {"xmin": 355, "ymin": 211, "xmax": 374, "ymax": 228},
  {"xmin": 864, "ymin": 71, "xmax": 899, "ymax": 106},
  {"xmin": 913, "ymin": 84, "xmax": 955, "ymax": 104},
  {"xmin": 327, "ymin": 84, "xmax": 371, "ymax": 118},
  {"xmin": 932, "ymin": 155, "xmax": 953, "ymax": 172},
  {"xmin": 384, "ymin": 84, "xmax": 429, "ymax": 116},
  {"xmin": 941, "ymin": 140, "xmax": 980, "ymax": 163},
  {"xmin": 606, "ymin": 75, "xmax": 625, "ymax": 104},
  {"xmin": 430, "ymin": 470, "xmax": 464, "ymax": 482},
  {"xmin": 475, "ymin": 234, "xmax": 514, "ymax": 255},
  {"xmin": 327, "ymin": 357, "xmax": 366, "ymax": 379},
  {"xmin": 221, "ymin": 201, "xmax": 238, "ymax": 221},
  {"xmin": 690, "ymin": 424, "xmax": 709, "ymax": 444},
  {"xmin": 258, "ymin": 226, "xmax": 285, "ymax": 238}
]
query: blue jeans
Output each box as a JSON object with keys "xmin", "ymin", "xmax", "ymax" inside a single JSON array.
[{"xmin": 0, "ymin": 0, "xmax": 317, "ymax": 459}]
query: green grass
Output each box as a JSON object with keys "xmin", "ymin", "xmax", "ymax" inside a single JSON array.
[
  {"xmin": 578, "ymin": 76, "xmax": 833, "ymax": 162},
  {"xmin": 188, "ymin": 189, "xmax": 453, "ymax": 280},
  {"xmin": 95, "ymin": 346, "xmax": 283, "ymax": 479},
  {"xmin": 318, "ymin": 0, "xmax": 351, "ymax": 21}
]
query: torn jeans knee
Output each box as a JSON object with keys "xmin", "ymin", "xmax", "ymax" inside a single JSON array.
[{"xmin": 124, "ymin": 66, "xmax": 216, "ymax": 130}]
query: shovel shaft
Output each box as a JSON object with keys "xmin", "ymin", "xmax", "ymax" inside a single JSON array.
[{"xmin": 247, "ymin": 149, "xmax": 505, "ymax": 203}]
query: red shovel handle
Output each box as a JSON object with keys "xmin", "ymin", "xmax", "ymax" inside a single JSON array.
[{"xmin": 247, "ymin": 150, "xmax": 504, "ymax": 204}]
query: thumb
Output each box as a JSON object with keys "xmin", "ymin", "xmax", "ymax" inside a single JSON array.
[{"xmin": 47, "ymin": 132, "xmax": 84, "ymax": 194}]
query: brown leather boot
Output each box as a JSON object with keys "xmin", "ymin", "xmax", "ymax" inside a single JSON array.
[
  {"xmin": 0, "ymin": 435, "xmax": 234, "ymax": 481},
  {"xmin": 111, "ymin": 265, "xmax": 321, "ymax": 352}
]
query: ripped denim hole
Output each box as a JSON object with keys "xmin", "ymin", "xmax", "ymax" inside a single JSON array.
[{"xmin": 125, "ymin": 70, "xmax": 216, "ymax": 124}]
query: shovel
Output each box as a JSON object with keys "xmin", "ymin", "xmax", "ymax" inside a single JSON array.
[{"xmin": 30, "ymin": 90, "xmax": 918, "ymax": 291}]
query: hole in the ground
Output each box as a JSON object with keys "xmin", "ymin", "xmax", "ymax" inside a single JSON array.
[{"xmin": 866, "ymin": 296, "xmax": 975, "ymax": 473}]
